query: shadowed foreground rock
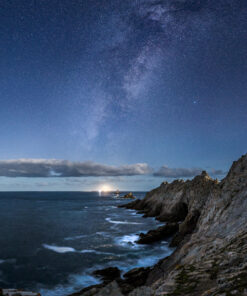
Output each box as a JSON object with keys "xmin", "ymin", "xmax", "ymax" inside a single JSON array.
[
  {"xmin": 137, "ymin": 222, "xmax": 179, "ymax": 244},
  {"xmin": 70, "ymin": 153, "xmax": 247, "ymax": 296},
  {"xmin": 69, "ymin": 267, "xmax": 150, "ymax": 296},
  {"xmin": 93, "ymin": 267, "xmax": 121, "ymax": 283}
]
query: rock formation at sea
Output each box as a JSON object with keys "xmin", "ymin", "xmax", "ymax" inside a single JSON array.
[
  {"xmin": 122, "ymin": 192, "xmax": 135, "ymax": 199},
  {"xmin": 70, "ymin": 153, "xmax": 247, "ymax": 296}
]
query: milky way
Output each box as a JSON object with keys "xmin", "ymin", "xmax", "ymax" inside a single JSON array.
[{"xmin": 0, "ymin": 0, "xmax": 246, "ymax": 190}]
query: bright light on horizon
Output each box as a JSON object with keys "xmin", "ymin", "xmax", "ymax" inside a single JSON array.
[
  {"xmin": 99, "ymin": 184, "xmax": 113, "ymax": 192},
  {"xmin": 98, "ymin": 184, "xmax": 114, "ymax": 196}
]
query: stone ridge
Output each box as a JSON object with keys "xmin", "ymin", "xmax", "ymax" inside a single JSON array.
[{"xmin": 70, "ymin": 153, "xmax": 247, "ymax": 296}]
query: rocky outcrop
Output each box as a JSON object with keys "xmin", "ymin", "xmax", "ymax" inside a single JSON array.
[
  {"xmin": 122, "ymin": 192, "xmax": 136, "ymax": 199},
  {"xmin": 93, "ymin": 267, "xmax": 121, "ymax": 283},
  {"xmin": 137, "ymin": 223, "xmax": 179, "ymax": 244},
  {"xmin": 70, "ymin": 266, "xmax": 151, "ymax": 296},
  {"xmin": 120, "ymin": 170, "xmax": 217, "ymax": 247},
  {"xmin": 72, "ymin": 153, "xmax": 247, "ymax": 296},
  {"xmin": 76, "ymin": 281, "xmax": 123, "ymax": 296},
  {"xmin": 120, "ymin": 170, "xmax": 217, "ymax": 222},
  {"xmin": 170, "ymin": 209, "xmax": 200, "ymax": 247},
  {"xmin": 119, "ymin": 267, "xmax": 151, "ymax": 294}
]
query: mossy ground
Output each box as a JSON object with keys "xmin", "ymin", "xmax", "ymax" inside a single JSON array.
[{"xmin": 167, "ymin": 265, "xmax": 199, "ymax": 296}]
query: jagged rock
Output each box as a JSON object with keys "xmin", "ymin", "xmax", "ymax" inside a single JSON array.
[
  {"xmin": 69, "ymin": 284, "xmax": 105, "ymax": 296},
  {"xmin": 148, "ymin": 154, "xmax": 247, "ymax": 295},
  {"xmin": 73, "ymin": 281, "xmax": 123, "ymax": 296},
  {"xmin": 94, "ymin": 281, "xmax": 123, "ymax": 296},
  {"xmin": 71, "ymin": 153, "xmax": 247, "ymax": 296},
  {"xmin": 118, "ymin": 267, "xmax": 151, "ymax": 294},
  {"xmin": 120, "ymin": 170, "xmax": 217, "ymax": 224},
  {"xmin": 170, "ymin": 209, "xmax": 200, "ymax": 247},
  {"xmin": 70, "ymin": 268, "xmax": 121, "ymax": 296},
  {"xmin": 128, "ymin": 286, "xmax": 154, "ymax": 296},
  {"xmin": 137, "ymin": 223, "xmax": 179, "ymax": 244},
  {"xmin": 93, "ymin": 267, "xmax": 121, "ymax": 283}
]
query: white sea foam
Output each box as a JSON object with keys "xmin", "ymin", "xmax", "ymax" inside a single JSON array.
[
  {"xmin": 64, "ymin": 234, "xmax": 88, "ymax": 241},
  {"xmin": 39, "ymin": 267, "xmax": 103, "ymax": 296},
  {"xmin": 39, "ymin": 273, "xmax": 100, "ymax": 296},
  {"xmin": 70, "ymin": 273, "xmax": 101, "ymax": 287},
  {"xmin": 79, "ymin": 249, "xmax": 96, "ymax": 253},
  {"xmin": 95, "ymin": 231, "xmax": 112, "ymax": 238},
  {"xmin": 80, "ymin": 249, "xmax": 115, "ymax": 256},
  {"xmin": 115, "ymin": 234, "xmax": 140, "ymax": 248},
  {"xmin": 43, "ymin": 244, "xmax": 114, "ymax": 256},
  {"xmin": 105, "ymin": 217, "xmax": 142, "ymax": 225},
  {"xmin": 43, "ymin": 244, "xmax": 76, "ymax": 253}
]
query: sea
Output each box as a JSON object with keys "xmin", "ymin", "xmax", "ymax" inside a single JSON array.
[{"xmin": 0, "ymin": 192, "xmax": 173, "ymax": 296}]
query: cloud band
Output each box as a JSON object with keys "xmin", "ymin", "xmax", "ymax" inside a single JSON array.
[{"xmin": 0, "ymin": 159, "xmax": 151, "ymax": 178}]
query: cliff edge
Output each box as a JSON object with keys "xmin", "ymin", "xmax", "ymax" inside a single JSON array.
[{"xmin": 72, "ymin": 153, "xmax": 247, "ymax": 296}]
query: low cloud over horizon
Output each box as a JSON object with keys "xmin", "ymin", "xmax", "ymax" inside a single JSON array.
[
  {"xmin": 0, "ymin": 159, "xmax": 225, "ymax": 179},
  {"xmin": 0, "ymin": 159, "xmax": 152, "ymax": 178}
]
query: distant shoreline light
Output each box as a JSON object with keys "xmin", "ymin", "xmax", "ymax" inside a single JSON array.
[{"xmin": 98, "ymin": 184, "xmax": 114, "ymax": 196}]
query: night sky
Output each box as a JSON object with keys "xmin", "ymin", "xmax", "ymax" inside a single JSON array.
[{"xmin": 0, "ymin": 0, "xmax": 247, "ymax": 191}]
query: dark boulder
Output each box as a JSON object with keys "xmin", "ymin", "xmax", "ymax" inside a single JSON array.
[
  {"xmin": 137, "ymin": 222, "xmax": 179, "ymax": 244},
  {"xmin": 93, "ymin": 267, "xmax": 121, "ymax": 283},
  {"xmin": 118, "ymin": 267, "xmax": 151, "ymax": 294}
]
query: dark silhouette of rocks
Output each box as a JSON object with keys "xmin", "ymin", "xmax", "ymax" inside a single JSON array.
[
  {"xmin": 93, "ymin": 267, "xmax": 121, "ymax": 283},
  {"xmin": 137, "ymin": 222, "xmax": 179, "ymax": 244},
  {"xmin": 122, "ymin": 192, "xmax": 136, "ymax": 199}
]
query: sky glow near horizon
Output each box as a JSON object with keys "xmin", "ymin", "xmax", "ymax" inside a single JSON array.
[{"xmin": 0, "ymin": 0, "xmax": 247, "ymax": 191}]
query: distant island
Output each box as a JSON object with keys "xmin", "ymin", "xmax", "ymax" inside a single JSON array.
[
  {"xmin": 115, "ymin": 192, "xmax": 136, "ymax": 199},
  {"xmin": 69, "ymin": 153, "xmax": 247, "ymax": 296}
]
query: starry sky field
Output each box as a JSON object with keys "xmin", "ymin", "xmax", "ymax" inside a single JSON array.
[{"xmin": 0, "ymin": 0, "xmax": 246, "ymax": 190}]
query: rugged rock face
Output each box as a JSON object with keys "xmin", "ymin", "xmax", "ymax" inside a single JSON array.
[
  {"xmin": 120, "ymin": 170, "xmax": 217, "ymax": 222},
  {"xmin": 71, "ymin": 153, "xmax": 247, "ymax": 296}
]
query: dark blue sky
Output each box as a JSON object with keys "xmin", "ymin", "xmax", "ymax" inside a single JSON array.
[{"xmin": 0, "ymin": 0, "xmax": 247, "ymax": 190}]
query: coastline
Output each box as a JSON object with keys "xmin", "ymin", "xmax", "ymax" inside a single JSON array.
[
  {"xmin": 1, "ymin": 153, "xmax": 247, "ymax": 296},
  {"xmin": 69, "ymin": 153, "xmax": 247, "ymax": 296}
]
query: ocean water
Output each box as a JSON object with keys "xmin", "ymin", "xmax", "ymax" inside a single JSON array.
[{"xmin": 0, "ymin": 192, "xmax": 173, "ymax": 296}]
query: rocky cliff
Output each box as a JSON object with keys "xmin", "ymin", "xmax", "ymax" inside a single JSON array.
[{"xmin": 71, "ymin": 153, "xmax": 247, "ymax": 296}]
